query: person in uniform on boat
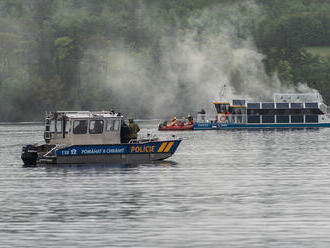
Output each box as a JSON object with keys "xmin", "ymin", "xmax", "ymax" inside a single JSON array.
[
  {"xmin": 121, "ymin": 120, "xmax": 130, "ymax": 143},
  {"xmin": 177, "ymin": 120, "xmax": 184, "ymax": 126},
  {"xmin": 168, "ymin": 117, "xmax": 177, "ymax": 127},
  {"xmin": 128, "ymin": 118, "xmax": 140, "ymax": 140}
]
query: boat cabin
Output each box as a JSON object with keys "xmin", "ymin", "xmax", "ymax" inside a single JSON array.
[
  {"xmin": 213, "ymin": 93, "xmax": 329, "ymax": 125},
  {"xmin": 44, "ymin": 111, "xmax": 123, "ymax": 145}
]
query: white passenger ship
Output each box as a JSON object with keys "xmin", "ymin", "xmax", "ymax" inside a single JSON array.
[
  {"xmin": 21, "ymin": 111, "xmax": 181, "ymax": 165},
  {"xmin": 194, "ymin": 93, "xmax": 330, "ymax": 130}
]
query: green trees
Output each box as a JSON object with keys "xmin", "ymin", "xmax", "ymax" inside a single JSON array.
[
  {"xmin": 0, "ymin": 0, "xmax": 330, "ymax": 121},
  {"xmin": 256, "ymin": 0, "xmax": 330, "ymax": 102}
]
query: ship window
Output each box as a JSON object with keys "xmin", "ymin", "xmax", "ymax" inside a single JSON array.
[
  {"xmin": 303, "ymin": 108, "xmax": 322, "ymax": 115},
  {"xmin": 305, "ymin": 115, "xmax": 318, "ymax": 123},
  {"xmin": 262, "ymin": 116, "xmax": 275, "ymax": 123},
  {"xmin": 56, "ymin": 119, "xmax": 62, "ymax": 133},
  {"xmin": 89, "ymin": 120, "xmax": 104, "ymax": 134},
  {"xmin": 261, "ymin": 109, "xmax": 276, "ymax": 115},
  {"xmin": 262, "ymin": 103, "xmax": 275, "ymax": 109},
  {"xmin": 247, "ymin": 103, "xmax": 260, "ymax": 109},
  {"xmin": 50, "ymin": 120, "xmax": 55, "ymax": 132},
  {"xmin": 291, "ymin": 103, "xmax": 303, "ymax": 109},
  {"xmin": 305, "ymin": 102, "xmax": 318, "ymax": 108},
  {"xmin": 233, "ymin": 100, "xmax": 246, "ymax": 105},
  {"xmin": 277, "ymin": 115, "xmax": 289, "ymax": 123},
  {"xmin": 106, "ymin": 120, "xmax": 115, "ymax": 131},
  {"xmin": 106, "ymin": 119, "xmax": 121, "ymax": 132},
  {"xmin": 276, "ymin": 103, "xmax": 289, "ymax": 109},
  {"xmin": 65, "ymin": 119, "xmax": 69, "ymax": 133},
  {"xmin": 291, "ymin": 115, "xmax": 304, "ymax": 123},
  {"xmin": 247, "ymin": 109, "xmax": 262, "ymax": 115},
  {"xmin": 114, "ymin": 120, "xmax": 121, "ymax": 131},
  {"xmin": 215, "ymin": 104, "xmax": 229, "ymax": 113},
  {"xmin": 248, "ymin": 115, "xmax": 260, "ymax": 123},
  {"xmin": 73, "ymin": 120, "xmax": 87, "ymax": 134}
]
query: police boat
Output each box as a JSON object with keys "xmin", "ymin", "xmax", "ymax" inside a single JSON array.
[
  {"xmin": 21, "ymin": 111, "xmax": 182, "ymax": 166},
  {"xmin": 194, "ymin": 93, "xmax": 330, "ymax": 130}
]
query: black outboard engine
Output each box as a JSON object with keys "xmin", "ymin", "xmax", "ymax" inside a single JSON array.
[{"xmin": 21, "ymin": 145, "xmax": 38, "ymax": 166}]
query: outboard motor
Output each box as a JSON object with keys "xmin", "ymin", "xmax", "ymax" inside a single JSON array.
[{"xmin": 21, "ymin": 145, "xmax": 38, "ymax": 166}]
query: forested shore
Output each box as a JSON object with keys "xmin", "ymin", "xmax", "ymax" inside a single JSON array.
[{"xmin": 0, "ymin": 0, "xmax": 330, "ymax": 121}]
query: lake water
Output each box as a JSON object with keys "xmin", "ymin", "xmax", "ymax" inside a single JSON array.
[{"xmin": 1, "ymin": 121, "xmax": 330, "ymax": 247}]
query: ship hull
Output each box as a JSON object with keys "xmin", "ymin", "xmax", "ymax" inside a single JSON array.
[
  {"xmin": 22, "ymin": 140, "xmax": 181, "ymax": 166},
  {"xmin": 194, "ymin": 122, "xmax": 330, "ymax": 130}
]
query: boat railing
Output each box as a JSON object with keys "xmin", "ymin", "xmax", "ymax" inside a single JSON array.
[
  {"xmin": 196, "ymin": 114, "xmax": 216, "ymax": 123},
  {"xmin": 225, "ymin": 115, "xmax": 247, "ymax": 124},
  {"xmin": 43, "ymin": 144, "xmax": 66, "ymax": 158}
]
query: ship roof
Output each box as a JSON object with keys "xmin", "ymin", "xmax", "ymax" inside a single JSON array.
[{"xmin": 53, "ymin": 111, "xmax": 122, "ymax": 119}]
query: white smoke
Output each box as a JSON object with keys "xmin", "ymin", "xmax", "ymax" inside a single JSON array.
[{"xmin": 80, "ymin": 0, "xmax": 316, "ymax": 118}]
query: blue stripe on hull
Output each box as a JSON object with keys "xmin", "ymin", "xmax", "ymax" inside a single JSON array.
[
  {"xmin": 194, "ymin": 122, "xmax": 330, "ymax": 130},
  {"xmin": 220, "ymin": 123, "xmax": 330, "ymax": 129},
  {"xmin": 56, "ymin": 140, "xmax": 182, "ymax": 156},
  {"xmin": 193, "ymin": 123, "xmax": 217, "ymax": 130}
]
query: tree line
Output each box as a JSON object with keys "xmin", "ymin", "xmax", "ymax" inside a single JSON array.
[{"xmin": 0, "ymin": 0, "xmax": 329, "ymax": 121}]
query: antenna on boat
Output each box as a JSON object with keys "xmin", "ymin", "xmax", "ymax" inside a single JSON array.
[{"xmin": 219, "ymin": 84, "xmax": 226, "ymax": 99}]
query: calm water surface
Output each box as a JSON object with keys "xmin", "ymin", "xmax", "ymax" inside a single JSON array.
[{"xmin": 1, "ymin": 121, "xmax": 330, "ymax": 247}]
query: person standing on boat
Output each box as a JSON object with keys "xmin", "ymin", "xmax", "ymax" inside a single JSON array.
[
  {"xmin": 187, "ymin": 114, "xmax": 193, "ymax": 125},
  {"xmin": 128, "ymin": 118, "xmax": 140, "ymax": 140},
  {"xmin": 121, "ymin": 120, "xmax": 130, "ymax": 143}
]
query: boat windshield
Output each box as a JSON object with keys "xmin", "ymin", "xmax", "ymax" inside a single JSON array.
[{"xmin": 73, "ymin": 120, "xmax": 88, "ymax": 134}]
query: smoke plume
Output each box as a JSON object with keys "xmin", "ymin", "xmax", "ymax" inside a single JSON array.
[{"xmin": 80, "ymin": 1, "xmax": 315, "ymax": 118}]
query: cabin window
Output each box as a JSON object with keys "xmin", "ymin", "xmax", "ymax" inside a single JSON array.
[
  {"xmin": 114, "ymin": 120, "xmax": 121, "ymax": 130},
  {"xmin": 291, "ymin": 115, "xmax": 304, "ymax": 123},
  {"xmin": 262, "ymin": 116, "xmax": 275, "ymax": 123},
  {"xmin": 232, "ymin": 100, "xmax": 246, "ymax": 105},
  {"xmin": 261, "ymin": 109, "xmax": 276, "ymax": 115},
  {"xmin": 89, "ymin": 120, "xmax": 104, "ymax": 134},
  {"xmin": 56, "ymin": 119, "xmax": 62, "ymax": 133},
  {"xmin": 305, "ymin": 115, "xmax": 318, "ymax": 123},
  {"xmin": 305, "ymin": 102, "xmax": 318, "ymax": 108},
  {"xmin": 247, "ymin": 103, "xmax": 260, "ymax": 109},
  {"xmin": 106, "ymin": 119, "xmax": 121, "ymax": 132},
  {"xmin": 303, "ymin": 108, "xmax": 322, "ymax": 115},
  {"xmin": 248, "ymin": 116, "xmax": 260, "ymax": 123},
  {"xmin": 291, "ymin": 103, "xmax": 303, "ymax": 109},
  {"xmin": 262, "ymin": 103, "xmax": 275, "ymax": 109},
  {"xmin": 215, "ymin": 104, "xmax": 230, "ymax": 113},
  {"xmin": 276, "ymin": 103, "xmax": 289, "ymax": 109},
  {"xmin": 247, "ymin": 109, "xmax": 262, "ymax": 115},
  {"xmin": 106, "ymin": 120, "xmax": 115, "ymax": 131},
  {"xmin": 276, "ymin": 115, "xmax": 289, "ymax": 123},
  {"xmin": 65, "ymin": 119, "xmax": 70, "ymax": 133},
  {"xmin": 50, "ymin": 120, "xmax": 55, "ymax": 132},
  {"xmin": 73, "ymin": 120, "xmax": 88, "ymax": 134}
]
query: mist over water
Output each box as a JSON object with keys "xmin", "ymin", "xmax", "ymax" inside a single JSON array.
[{"xmin": 80, "ymin": 1, "xmax": 315, "ymax": 118}]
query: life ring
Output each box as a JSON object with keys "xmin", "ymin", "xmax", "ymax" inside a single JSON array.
[{"xmin": 219, "ymin": 116, "xmax": 226, "ymax": 123}]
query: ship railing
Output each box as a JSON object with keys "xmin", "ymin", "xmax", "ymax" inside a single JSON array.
[
  {"xmin": 43, "ymin": 144, "xmax": 66, "ymax": 158},
  {"xmin": 130, "ymin": 134, "xmax": 181, "ymax": 144},
  {"xmin": 225, "ymin": 115, "xmax": 247, "ymax": 124},
  {"xmin": 196, "ymin": 114, "xmax": 216, "ymax": 123}
]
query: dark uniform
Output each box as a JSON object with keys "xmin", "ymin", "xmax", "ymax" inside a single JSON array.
[
  {"xmin": 120, "ymin": 121, "xmax": 130, "ymax": 143},
  {"xmin": 128, "ymin": 118, "xmax": 140, "ymax": 140}
]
